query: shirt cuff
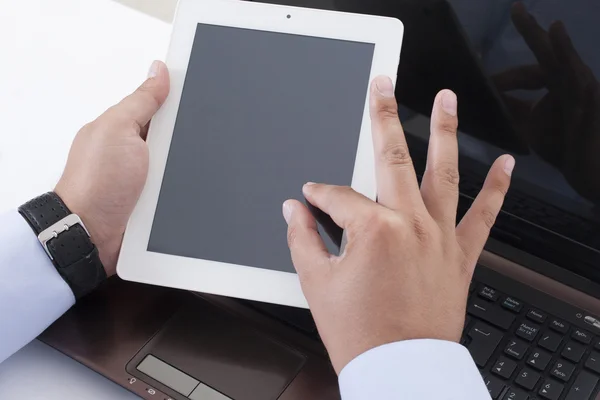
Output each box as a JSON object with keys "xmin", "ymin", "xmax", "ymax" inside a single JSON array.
[
  {"xmin": 0, "ymin": 210, "xmax": 75, "ymax": 362},
  {"xmin": 339, "ymin": 339, "xmax": 490, "ymax": 400}
]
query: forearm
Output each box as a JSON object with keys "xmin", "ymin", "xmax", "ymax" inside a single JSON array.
[
  {"xmin": 0, "ymin": 211, "xmax": 74, "ymax": 362},
  {"xmin": 339, "ymin": 339, "xmax": 490, "ymax": 400}
]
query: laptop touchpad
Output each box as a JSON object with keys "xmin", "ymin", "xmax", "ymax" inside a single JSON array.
[{"xmin": 127, "ymin": 300, "xmax": 306, "ymax": 400}]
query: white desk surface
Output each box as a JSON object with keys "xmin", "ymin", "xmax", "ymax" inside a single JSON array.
[{"xmin": 0, "ymin": 0, "xmax": 170, "ymax": 397}]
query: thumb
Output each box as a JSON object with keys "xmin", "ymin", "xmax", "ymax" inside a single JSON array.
[
  {"xmin": 105, "ymin": 60, "xmax": 170, "ymax": 138},
  {"xmin": 283, "ymin": 200, "xmax": 331, "ymax": 281}
]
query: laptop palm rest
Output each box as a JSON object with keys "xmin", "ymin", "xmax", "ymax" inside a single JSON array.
[{"xmin": 126, "ymin": 299, "xmax": 306, "ymax": 400}]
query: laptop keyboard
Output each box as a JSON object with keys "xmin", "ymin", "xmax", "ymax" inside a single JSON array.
[
  {"xmin": 463, "ymin": 282, "xmax": 600, "ymax": 400},
  {"xmin": 247, "ymin": 269, "xmax": 600, "ymax": 400}
]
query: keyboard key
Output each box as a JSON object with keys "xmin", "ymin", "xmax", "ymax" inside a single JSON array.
[
  {"xmin": 502, "ymin": 387, "xmax": 528, "ymax": 400},
  {"xmin": 484, "ymin": 376, "xmax": 506, "ymax": 399},
  {"xmin": 505, "ymin": 339, "xmax": 528, "ymax": 360},
  {"xmin": 562, "ymin": 341, "xmax": 586, "ymax": 363},
  {"xmin": 467, "ymin": 322, "xmax": 503, "ymax": 367},
  {"xmin": 479, "ymin": 286, "xmax": 499, "ymax": 302},
  {"xmin": 549, "ymin": 319, "xmax": 569, "ymax": 334},
  {"xmin": 538, "ymin": 379, "xmax": 564, "ymax": 400},
  {"xmin": 468, "ymin": 299, "xmax": 515, "ymax": 330},
  {"xmin": 550, "ymin": 359, "xmax": 575, "ymax": 381},
  {"xmin": 538, "ymin": 331, "xmax": 563, "ymax": 352},
  {"xmin": 515, "ymin": 367, "xmax": 540, "ymax": 390},
  {"xmin": 572, "ymin": 329, "xmax": 592, "ymax": 344},
  {"xmin": 565, "ymin": 370, "xmax": 599, "ymax": 400},
  {"xmin": 502, "ymin": 297, "xmax": 523, "ymax": 313},
  {"xmin": 492, "ymin": 356, "xmax": 517, "ymax": 379},
  {"xmin": 469, "ymin": 281, "xmax": 475, "ymax": 293},
  {"xmin": 594, "ymin": 338, "xmax": 600, "ymax": 351},
  {"xmin": 584, "ymin": 350, "xmax": 600, "ymax": 374},
  {"xmin": 527, "ymin": 309, "xmax": 547, "ymax": 323},
  {"xmin": 516, "ymin": 321, "xmax": 540, "ymax": 342},
  {"xmin": 527, "ymin": 348, "xmax": 552, "ymax": 371}
]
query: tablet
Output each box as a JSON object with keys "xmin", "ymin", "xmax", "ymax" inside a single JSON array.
[{"xmin": 117, "ymin": 0, "xmax": 403, "ymax": 308}]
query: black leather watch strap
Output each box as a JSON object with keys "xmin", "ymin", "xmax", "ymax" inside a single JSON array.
[{"xmin": 18, "ymin": 192, "xmax": 107, "ymax": 299}]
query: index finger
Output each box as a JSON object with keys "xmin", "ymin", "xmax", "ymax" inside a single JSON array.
[
  {"xmin": 369, "ymin": 76, "xmax": 423, "ymax": 210},
  {"xmin": 302, "ymin": 183, "xmax": 380, "ymax": 230}
]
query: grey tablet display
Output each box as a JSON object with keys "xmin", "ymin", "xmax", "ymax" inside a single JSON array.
[{"xmin": 148, "ymin": 23, "xmax": 375, "ymax": 273}]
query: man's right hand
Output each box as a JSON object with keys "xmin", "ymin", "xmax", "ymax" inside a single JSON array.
[{"xmin": 282, "ymin": 76, "xmax": 514, "ymax": 374}]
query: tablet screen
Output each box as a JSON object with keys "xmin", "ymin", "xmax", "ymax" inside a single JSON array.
[{"xmin": 148, "ymin": 24, "xmax": 375, "ymax": 274}]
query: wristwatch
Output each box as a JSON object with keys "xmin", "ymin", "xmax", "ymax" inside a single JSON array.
[{"xmin": 18, "ymin": 192, "xmax": 107, "ymax": 299}]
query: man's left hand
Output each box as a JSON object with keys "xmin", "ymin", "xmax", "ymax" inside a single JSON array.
[{"xmin": 55, "ymin": 60, "xmax": 170, "ymax": 276}]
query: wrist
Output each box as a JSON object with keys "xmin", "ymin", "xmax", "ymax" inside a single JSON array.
[
  {"xmin": 18, "ymin": 191, "xmax": 108, "ymax": 299},
  {"xmin": 83, "ymin": 221, "xmax": 120, "ymax": 277},
  {"xmin": 54, "ymin": 187, "xmax": 120, "ymax": 276}
]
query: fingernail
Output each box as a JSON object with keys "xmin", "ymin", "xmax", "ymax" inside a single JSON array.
[
  {"xmin": 303, "ymin": 182, "xmax": 316, "ymax": 194},
  {"xmin": 374, "ymin": 76, "xmax": 395, "ymax": 98},
  {"xmin": 441, "ymin": 90, "xmax": 457, "ymax": 116},
  {"xmin": 504, "ymin": 156, "xmax": 515, "ymax": 176},
  {"xmin": 282, "ymin": 201, "xmax": 293, "ymax": 224},
  {"xmin": 147, "ymin": 60, "xmax": 160, "ymax": 79}
]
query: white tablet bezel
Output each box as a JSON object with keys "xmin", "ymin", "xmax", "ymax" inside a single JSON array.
[{"xmin": 117, "ymin": 0, "xmax": 404, "ymax": 308}]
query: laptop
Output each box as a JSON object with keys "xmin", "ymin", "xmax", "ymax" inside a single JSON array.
[{"xmin": 39, "ymin": 0, "xmax": 600, "ymax": 399}]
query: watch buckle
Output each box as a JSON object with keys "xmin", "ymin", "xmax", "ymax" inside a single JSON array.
[{"xmin": 38, "ymin": 214, "xmax": 91, "ymax": 260}]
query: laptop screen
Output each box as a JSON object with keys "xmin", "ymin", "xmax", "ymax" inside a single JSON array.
[{"xmin": 330, "ymin": 0, "xmax": 600, "ymax": 284}]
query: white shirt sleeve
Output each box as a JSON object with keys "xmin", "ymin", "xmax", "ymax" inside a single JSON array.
[
  {"xmin": 0, "ymin": 210, "xmax": 75, "ymax": 363},
  {"xmin": 339, "ymin": 339, "xmax": 491, "ymax": 400}
]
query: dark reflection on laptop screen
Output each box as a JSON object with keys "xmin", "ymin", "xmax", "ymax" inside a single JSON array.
[{"xmin": 334, "ymin": 0, "xmax": 600, "ymax": 280}]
